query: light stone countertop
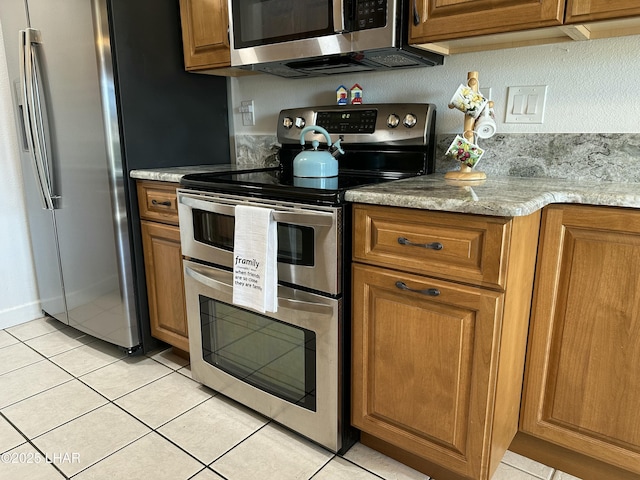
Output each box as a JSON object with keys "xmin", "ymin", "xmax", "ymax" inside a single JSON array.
[
  {"xmin": 130, "ymin": 166, "xmax": 640, "ymax": 217},
  {"xmin": 344, "ymin": 174, "xmax": 640, "ymax": 217},
  {"xmin": 130, "ymin": 164, "xmax": 261, "ymax": 183}
]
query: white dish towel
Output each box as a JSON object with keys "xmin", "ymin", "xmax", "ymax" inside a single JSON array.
[{"xmin": 232, "ymin": 205, "xmax": 278, "ymax": 313}]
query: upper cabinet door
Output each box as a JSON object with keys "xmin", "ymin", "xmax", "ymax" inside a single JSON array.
[
  {"xmin": 409, "ymin": 0, "xmax": 565, "ymax": 44},
  {"xmin": 565, "ymin": 0, "xmax": 640, "ymax": 23},
  {"xmin": 179, "ymin": 0, "xmax": 230, "ymax": 70}
]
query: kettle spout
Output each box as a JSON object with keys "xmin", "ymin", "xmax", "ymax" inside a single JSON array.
[{"xmin": 330, "ymin": 138, "xmax": 345, "ymax": 158}]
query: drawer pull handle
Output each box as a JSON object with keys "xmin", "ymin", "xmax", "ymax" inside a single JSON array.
[
  {"xmin": 151, "ymin": 199, "xmax": 172, "ymax": 207},
  {"xmin": 395, "ymin": 281, "xmax": 440, "ymax": 297},
  {"xmin": 397, "ymin": 237, "xmax": 443, "ymax": 250}
]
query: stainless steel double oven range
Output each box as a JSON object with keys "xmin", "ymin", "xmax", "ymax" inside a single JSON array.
[{"xmin": 177, "ymin": 103, "xmax": 437, "ymax": 453}]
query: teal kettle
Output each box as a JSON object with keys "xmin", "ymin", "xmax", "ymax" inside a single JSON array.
[{"xmin": 293, "ymin": 126, "xmax": 344, "ymax": 178}]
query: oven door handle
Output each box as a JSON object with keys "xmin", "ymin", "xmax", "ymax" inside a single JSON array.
[
  {"xmin": 179, "ymin": 195, "xmax": 335, "ymax": 226},
  {"xmin": 185, "ymin": 263, "xmax": 233, "ymax": 295},
  {"xmin": 185, "ymin": 264, "xmax": 335, "ymax": 315}
]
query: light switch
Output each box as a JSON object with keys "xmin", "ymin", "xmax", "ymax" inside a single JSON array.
[
  {"xmin": 512, "ymin": 94, "xmax": 526, "ymax": 115},
  {"xmin": 526, "ymin": 94, "xmax": 538, "ymax": 114},
  {"xmin": 505, "ymin": 86, "xmax": 548, "ymax": 123}
]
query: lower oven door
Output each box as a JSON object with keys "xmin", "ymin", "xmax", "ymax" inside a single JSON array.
[{"xmin": 183, "ymin": 259, "xmax": 343, "ymax": 452}]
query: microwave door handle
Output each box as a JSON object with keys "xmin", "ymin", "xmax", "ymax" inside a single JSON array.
[
  {"xmin": 333, "ymin": 0, "xmax": 347, "ymax": 32},
  {"xmin": 20, "ymin": 28, "xmax": 54, "ymax": 211}
]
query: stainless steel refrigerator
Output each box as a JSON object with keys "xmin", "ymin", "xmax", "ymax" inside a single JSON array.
[{"xmin": 0, "ymin": 0, "xmax": 230, "ymax": 352}]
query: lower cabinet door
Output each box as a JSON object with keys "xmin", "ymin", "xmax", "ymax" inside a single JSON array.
[
  {"xmin": 351, "ymin": 263, "xmax": 504, "ymax": 480},
  {"xmin": 141, "ymin": 220, "xmax": 189, "ymax": 352},
  {"xmin": 520, "ymin": 205, "xmax": 640, "ymax": 476}
]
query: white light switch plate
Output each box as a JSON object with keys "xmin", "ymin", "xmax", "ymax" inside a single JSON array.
[
  {"xmin": 505, "ymin": 85, "xmax": 548, "ymax": 123},
  {"xmin": 240, "ymin": 100, "xmax": 255, "ymax": 126}
]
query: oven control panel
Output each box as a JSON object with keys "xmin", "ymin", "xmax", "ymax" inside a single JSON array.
[{"xmin": 277, "ymin": 103, "xmax": 436, "ymax": 146}]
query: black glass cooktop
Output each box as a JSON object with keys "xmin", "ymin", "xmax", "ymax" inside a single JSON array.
[{"xmin": 180, "ymin": 167, "xmax": 400, "ymax": 206}]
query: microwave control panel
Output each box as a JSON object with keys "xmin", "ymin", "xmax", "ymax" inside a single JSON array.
[{"xmin": 354, "ymin": 0, "xmax": 387, "ymax": 30}]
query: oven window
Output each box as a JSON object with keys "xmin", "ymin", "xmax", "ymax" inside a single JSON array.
[
  {"xmin": 200, "ymin": 296, "xmax": 317, "ymax": 411},
  {"xmin": 192, "ymin": 210, "xmax": 314, "ymax": 266}
]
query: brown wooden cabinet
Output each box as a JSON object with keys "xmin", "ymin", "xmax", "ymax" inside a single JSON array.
[
  {"xmin": 179, "ymin": 0, "xmax": 230, "ymax": 71},
  {"xmin": 178, "ymin": 0, "xmax": 257, "ymax": 76},
  {"xmin": 517, "ymin": 205, "xmax": 640, "ymax": 479},
  {"xmin": 351, "ymin": 204, "xmax": 541, "ymax": 480},
  {"xmin": 409, "ymin": 0, "xmax": 564, "ymax": 44},
  {"xmin": 410, "ymin": 0, "xmax": 640, "ymax": 54},
  {"xmin": 566, "ymin": 0, "xmax": 640, "ymax": 23},
  {"xmin": 137, "ymin": 181, "xmax": 189, "ymax": 353}
]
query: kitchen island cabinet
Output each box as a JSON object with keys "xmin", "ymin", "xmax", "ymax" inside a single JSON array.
[
  {"xmin": 137, "ymin": 181, "xmax": 189, "ymax": 354},
  {"xmin": 515, "ymin": 204, "xmax": 640, "ymax": 480},
  {"xmin": 351, "ymin": 204, "xmax": 541, "ymax": 480}
]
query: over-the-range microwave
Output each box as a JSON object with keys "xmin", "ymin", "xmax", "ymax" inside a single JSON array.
[{"xmin": 228, "ymin": 0, "xmax": 444, "ymax": 78}]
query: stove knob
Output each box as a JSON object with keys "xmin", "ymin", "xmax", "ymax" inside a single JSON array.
[
  {"xmin": 403, "ymin": 113, "xmax": 417, "ymax": 128},
  {"xmin": 295, "ymin": 117, "xmax": 306, "ymax": 129},
  {"xmin": 282, "ymin": 117, "xmax": 294, "ymax": 129},
  {"xmin": 386, "ymin": 113, "xmax": 400, "ymax": 128}
]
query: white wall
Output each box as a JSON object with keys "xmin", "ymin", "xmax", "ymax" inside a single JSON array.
[
  {"xmin": 0, "ymin": 24, "xmax": 40, "ymax": 328},
  {"xmin": 228, "ymin": 35, "xmax": 640, "ymax": 136}
]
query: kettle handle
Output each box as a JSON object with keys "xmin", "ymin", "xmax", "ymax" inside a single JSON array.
[{"xmin": 299, "ymin": 126, "xmax": 332, "ymax": 147}]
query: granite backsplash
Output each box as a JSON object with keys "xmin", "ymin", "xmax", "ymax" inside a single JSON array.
[{"xmin": 233, "ymin": 133, "xmax": 640, "ymax": 183}]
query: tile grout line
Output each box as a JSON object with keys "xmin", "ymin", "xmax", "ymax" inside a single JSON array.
[{"xmin": 0, "ymin": 410, "xmax": 71, "ymax": 479}]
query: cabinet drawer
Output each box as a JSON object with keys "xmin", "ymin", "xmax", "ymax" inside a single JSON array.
[
  {"xmin": 137, "ymin": 181, "xmax": 179, "ymax": 225},
  {"xmin": 353, "ymin": 204, "xmax": 511, "ymax": 289}
]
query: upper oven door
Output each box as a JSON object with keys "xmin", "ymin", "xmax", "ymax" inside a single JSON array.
[{"xmin": 178, "ymin": 190, "xmax": 342, "ymax": 295}]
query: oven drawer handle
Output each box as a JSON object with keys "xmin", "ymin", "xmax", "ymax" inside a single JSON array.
[
  {"xmin": 179, "ymin": 195, "xmax": 334, "ymax": 226},
  {"xmin": 398, "ymin": 237, "xmax": 443, "ymax": 250},
  {"xmin": 395, "ymin": 281, "xmax": 440, "ymax": 297},
  {"xmin": 185, "ymin": 264, "xmax": 334, "ymax": 315}
]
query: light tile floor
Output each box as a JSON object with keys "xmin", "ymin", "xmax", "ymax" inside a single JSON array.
[{"xmin": 0, "ymin": 317, "xmax": 583, "ymax": 480}]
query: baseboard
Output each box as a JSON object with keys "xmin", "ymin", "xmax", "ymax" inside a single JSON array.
[{"xmin": 0, "ymin": 302, "xmax": 42, "ymax": 330}]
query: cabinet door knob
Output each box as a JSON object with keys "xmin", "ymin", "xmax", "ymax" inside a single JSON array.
[
  {"xmin": 398, "ymin": 237, "xmax": 443, "ymax": 250},
  {"xmin": 151, "ymin": 199, "xmax": 172, "ymax": 207},
  {"xmin": 395, "ymin": 281, "xmax": 440, "ymax": 297}
]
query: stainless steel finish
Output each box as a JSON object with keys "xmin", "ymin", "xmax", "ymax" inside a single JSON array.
[
  {"xmin": 333, "ymin": 0, "xmax": 347, "ymax": 33},
  {"xmin": 295, "ymin": 117, "xmax": 306, "ymax": 129},
  {"xmin": 277, "ymin": 104, "xmax": 437, "ymax": 147},
  {"xmin": 179, "ymin": 194, "xmax": 335, "ymax": 226},
  {"xmin": 283, "ymin": 117, "xmax": 293, "ymax": 129},
  {"xmin": 184, "ymin": 260, "xmax": 342, "ymax": 452},
  {"xmin": 178, "ymin": 190, "xmax": 342, "ymax": 295},
  {"xmin": 19, "ymin": 28, "xmax": 53, "ymax": 211},
  {"xmin": 92, "ymin": 0, "xmax": 138, "ymax": 346},
  {"xmin": 229, "ymin": 3, "xmax": 395, "ymax": 66},
  {"xmin": 2, "ymin": 0, "xmax": 141, "ymax": 348},
  {"xmin": 227, "ymin": 0, "xmax": 444, "ymax": 76},
  {"xmin": 387, "ymin": 113, "xmax": 400, "ymax": 128},
  {"xmin": 403, "ymin": 113, "xmax": 418, "ymax": 128}
]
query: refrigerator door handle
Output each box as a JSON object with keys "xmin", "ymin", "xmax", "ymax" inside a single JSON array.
[{"xmin": 20, "ymin": 28, "xmax": 55, "ymax": 211}]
